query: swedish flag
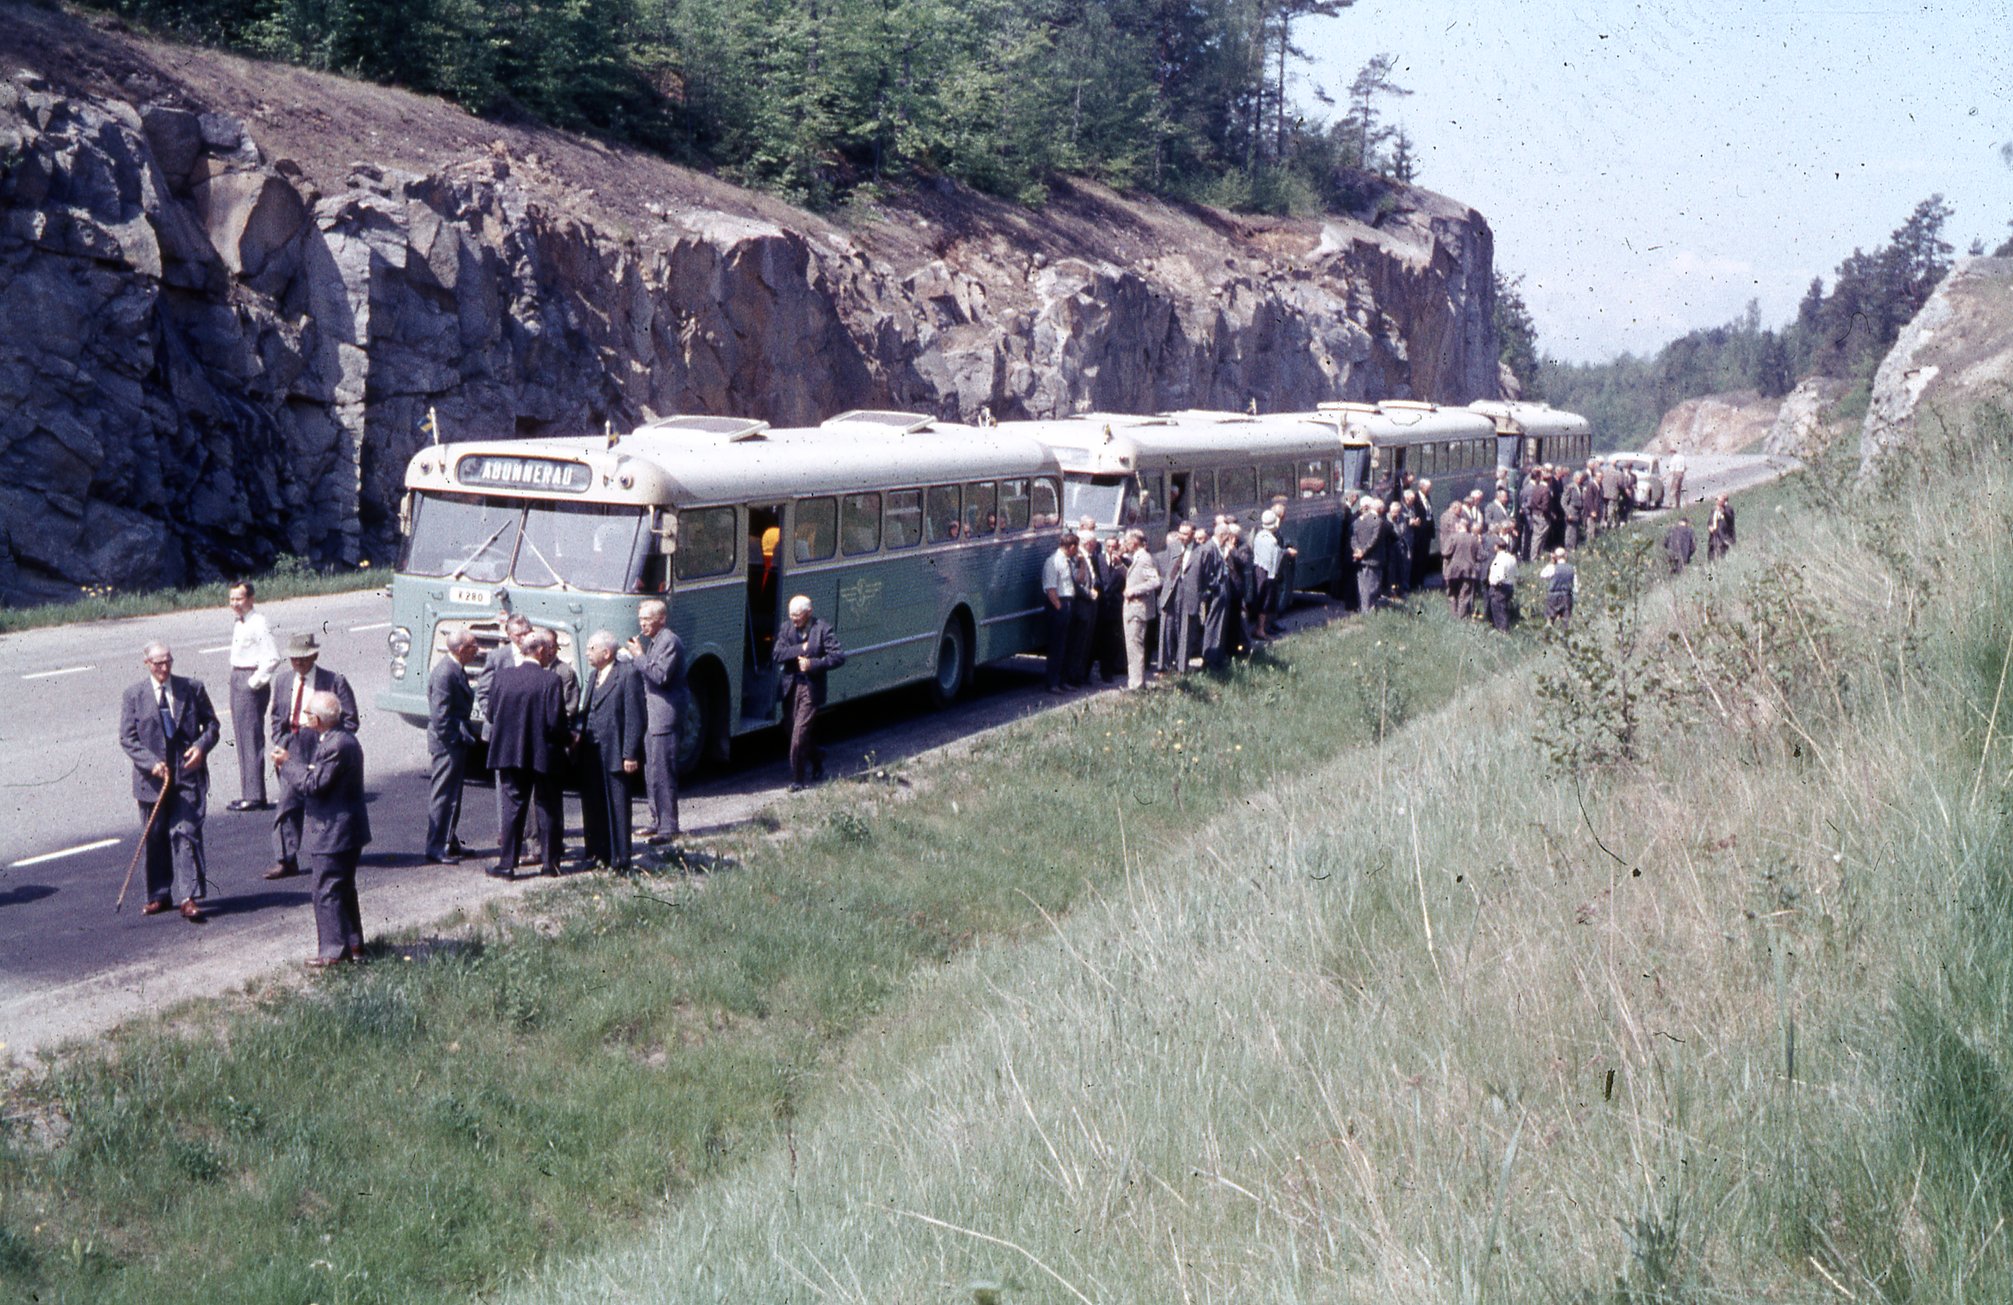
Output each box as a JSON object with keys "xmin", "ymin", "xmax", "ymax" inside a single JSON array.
[{"xmin": 420, "ymin": 406, "xmax": 440, "ymax": 446}]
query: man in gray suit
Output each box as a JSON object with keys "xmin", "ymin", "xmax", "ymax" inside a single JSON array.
[
  {"xmin": 118, "ymin": 642, "xmax": 220, "ymax": 921},
  {"xmin": 424, "ymin": 631, "xmax": 482, "ymax": 864},
  {"xmin": 626, "ymin": 598, "xmax": 685, "ymax": 842},
  {"xmin": 275, "ymin": 691, "xmax": 371, "ymax": 967},
  {"xmin": 265, "ymin": 632, "xmax": 359, "ymax": 881},
  {"xmin": 576, "ymin": 630, "xmax": 647, "ymax": 870}
]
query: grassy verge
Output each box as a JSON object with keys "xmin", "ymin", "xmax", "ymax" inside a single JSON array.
[
  {"xmin": 486, "ymin": 408, "xmax": 2013, "ymax": 1300},
  {"xmin": 0, "ymin": 572, "xmax": 1550, "ymax": 1300},
  {"xmin": 0, "ymin": 559, "xmax": 381, "ymax": 634}
]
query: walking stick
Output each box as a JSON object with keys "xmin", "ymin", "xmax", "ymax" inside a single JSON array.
[{"xmin": 115, "ymin": 777, "xmax": 173, "ymax": 914}]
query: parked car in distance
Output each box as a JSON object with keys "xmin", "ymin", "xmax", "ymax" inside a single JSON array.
[{"xmin": 1607, "ymin": 453, "xmax": 1665, "ymax": 508}]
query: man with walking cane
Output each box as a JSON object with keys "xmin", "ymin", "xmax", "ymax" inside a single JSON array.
[{"xmin": 117, "ymin": 642, "xmax": 219, "ymax": 921}]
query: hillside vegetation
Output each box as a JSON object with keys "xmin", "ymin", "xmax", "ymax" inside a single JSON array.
[
  {"xmin": 83, "ymin": 0, "xmax": 1414, "ymax": 211},
  {"xmin": 510, "ymin": 407, "xmax": 2013, "ymax": 1299}
]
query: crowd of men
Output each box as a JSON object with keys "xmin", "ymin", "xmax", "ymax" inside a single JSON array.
[
  {"xmin": 119, "ymin": 456, "xmax": 1735, "ymax": 966},
  {"xmin": 117, "ymin": 582, "xmax": 853, "ymax": 969}
]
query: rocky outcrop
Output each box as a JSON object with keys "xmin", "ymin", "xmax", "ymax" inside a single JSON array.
[
  {"xmin": 1860, "ymin": 256, "xmax": 2013, "ymax": 476},
  {"xmin": 1761, "ymin": 377, "xmax": 1850, "ymax": 459},
  {"xmin": 1647, "ymin": 390, "xmax": 1782, "ymax": 457},
  {"xmin": 0, "ymin": 16, "xmax": 1503, "ymax": 605}
]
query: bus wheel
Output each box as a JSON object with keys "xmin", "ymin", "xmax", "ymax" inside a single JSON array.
[
  {"xmin": 676, "ymin": 673, "xmax": 725, "ymax": 779},
  {"xmin": 926, "ymin": 613, "xmax": 972, "ymax": 707}
]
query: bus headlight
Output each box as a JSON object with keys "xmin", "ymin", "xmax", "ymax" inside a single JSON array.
[{"xmin": 387, "ymin": 626, "xmax": 413, "ymax": 658}]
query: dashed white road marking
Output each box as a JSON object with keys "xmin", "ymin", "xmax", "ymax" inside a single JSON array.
[
  {"xmin": 10, "ymin": 837, "xmax": 121, "ymax": 869},
  {"xmin": 200, "ymin": 644, "xmax": 232, "ymax": 654},
  {"xmin": 349, "ymin": 622, "xmax": 392, "ymax": 633},
  {"xmin": 21, "ymin": 665, "xmax": 93, "ymax": 681}
]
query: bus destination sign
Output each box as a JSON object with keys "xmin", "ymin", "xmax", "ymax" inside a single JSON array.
[{"xmin": 456, "ymin": 455, "xmax": 594, "ymax": 494}]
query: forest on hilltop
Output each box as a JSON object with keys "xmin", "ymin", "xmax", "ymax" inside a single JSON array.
[{"xmin": 88, "ymin": 0, "xmax": 1420, "ymax": 212}]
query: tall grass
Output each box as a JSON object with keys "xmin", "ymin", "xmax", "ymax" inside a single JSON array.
[{"xmin": 509, "ymin": 402, "xmax": 2013, "ymax": 1301}]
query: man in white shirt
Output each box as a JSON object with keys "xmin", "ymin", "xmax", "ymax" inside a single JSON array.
[
  {"xmin": 1486, "ymin": 535, "xmax": 1519, "ymax": 632},
  {"xmin": 225, "ymin": 581, "xmax": 280, "ymax": 811},
  {"xmin": 1041, "ymin": 531, "xmax": 1080, "ymax": 694}
]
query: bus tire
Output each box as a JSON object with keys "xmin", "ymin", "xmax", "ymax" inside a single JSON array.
[
  {"xmin": 676, "ymin": 666, "xmax": 727, "ymax": 779},
  {"xmin": 926, "ymin": 612, "xmax": 973, "ymax": 708}
]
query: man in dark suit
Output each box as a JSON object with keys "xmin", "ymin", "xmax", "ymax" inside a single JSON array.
[
  {"xmin": 773, "ymin": 595, "xmax": 846, "ymax": 790},
  {"xmin": 1351, "ymin": 498, "xmax": 1389, "ymax": 613},
  {"xmin": 575, "ymin": 630, "xmax": 647, "ymax": 870},
  {"xmin": 1664, "ymin": 515, "xmax": 1697, "ymax": 574},
  {"xmin": 424, "ymin": 630, "xmax": 482, "ymax": 864},
  {"xmin": 1708, "ymin": 495, "xmax": 1737, "ymax": 561},
  {"xmin": 274, "ymin": 691, "xmax": 372, "ymax": 967},
  {"xmin": 117, "ymin": 642, "xmax": 220, "ymax": 921},
  {"xmin": 1156, "ymin": 525, "xmax": 1193, "ymax": 673},
  {"xmin": 626, "ymin": 598, "xmax": 685, "ymax": 841},
  {"xmin": 265, "ymin": 632, "xmax": 359, "ymax": 881},
  {"xmin": 485, "ymin": 628, "xmax": 569, "ymax": 878}
]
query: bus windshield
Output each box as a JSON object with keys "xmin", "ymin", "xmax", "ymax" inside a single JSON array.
[
  {"xmin": 401, "ymin": 493, "xmax": 648, "ymax": 591},
  {"xmin": 1061, "ymin": 475, "xmax": 1127, "ymax": 529}
]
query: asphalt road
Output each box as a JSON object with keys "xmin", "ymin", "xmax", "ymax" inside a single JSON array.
[{"xmin": 0, "ymin": 451, "xmax": 1795, "ymax": 1058}]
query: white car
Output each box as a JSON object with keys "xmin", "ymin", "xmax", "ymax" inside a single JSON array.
[{"xmin": 1607, "ymin": 453, "xmax": 1665, "ymax": 508}]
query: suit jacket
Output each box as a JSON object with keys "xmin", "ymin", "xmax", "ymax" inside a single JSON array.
[
  {"xmin": 1665, "ymin": 520, "xmax": 1696, "ymax": 566},
  {"xmin": 119, "ymin": 675, "xmax": 221, "ymax": 803},
  {"xmin": 773, "ymin": 617, "xmax": 846, "ymax": 708},
  {"xmin": 279, "ymin": 726, "xmax": 371, "ymax": 855},
  {"xmin": 485, "ymin": 661, "xmax": 568, "ymax": 774},
  {"xmin": 426, "ymin": 656, "xmax": 479, "ymax": 756},
  {"xmin": 269, "ymin": 665, "xmax": 359, "ymax": 748},
  {"xmin": 1163, "ymin": 544, "xmax": 1197, "ymax": 614},
  {"xmin": 1351, "ymin": 514, "xmax": 1388, "ymax": 565},
  {"xmin": 637, "ymin": 628, "xmax": 687, "ymax": 737},
  {"xmin": 578, "ymin": 660, "xmax": 646, "ymax": 773},
  {"xmin": 1191, "ymin": 539, "xmax": 1225, "ymax": 606}
]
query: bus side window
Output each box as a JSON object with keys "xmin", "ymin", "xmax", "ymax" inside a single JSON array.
[
  {"xmin": 998, "ymin": 479, "xmax": 1032, "ymax": 531},
  {"xmin": 795, "ymin": 497, "xmax": 837, "ymax": 563},
  {"xmin": 1260, "ymin": 462, "xmax": 1293, "ymax": 504},
  {"xmin": 841, "ymin": 492, "xmax": 881, "ymax": 555},
  {"xmin": 925, "ymin": 485, "xmax": 962, "ymax": 542},
  {"xmin": 1300, "ymin": 459, "xmax": 1328, "ymax": 497},
  {"xmin": 885, "ymin": 489, "xmax": 922, "ymax": 549},
  {"xmin": 1030, "ymin": 477, "xmax": 1060, "ymax": 528},
  {"xmin": 966, "ymin": 481, "xmax": 997, "ymax": 536},
  {"xmin": 1220, "ymin": 465, "xmax": 1256, "ymax": 509},
  {"xmin": 673, "ymin": 506, "xmax": 738, "ymax": 581},
  {"xmin": 1190, "ymin": 470, "xmax": 1218, "ymax": 517}
]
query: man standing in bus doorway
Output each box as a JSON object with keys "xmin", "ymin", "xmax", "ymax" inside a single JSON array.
[
  {"xmin": 1041, "ymin": 530, "xmax": 1080, "ymax": 693},
  {"xmin": 629, "ymin": 598, "xmax": 685, "ymax": 842},
  {"xmin": 774, "ymin": 596, "xmax": 846, "ymax": 790}
]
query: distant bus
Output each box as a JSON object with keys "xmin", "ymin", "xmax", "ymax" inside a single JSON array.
[
  {"xmin": 1322, "ymin": 399, "xmax": 1591, "ymax": 503},
  {"xmin": 378, "ymin": 411, "xmax": 1063, "ymax": 773},
  {"xmin": 1034, "ymin": 409, "xmax": 1353, "ymax": 594},
  {"xmin": 1466, "ymin": 400, "xmax": 1594, "ymax": 477}
]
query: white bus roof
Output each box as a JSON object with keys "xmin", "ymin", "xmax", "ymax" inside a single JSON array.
[
  {"xmin": 1030, "ymin": 411, "xmax": 1347, "ymax": 476},
  {"xmin": 1467, "ymin": 400, "xmax": 1592, "ymax": 438},
  {"xmin": 1311, "ymin": 401, "xmax": 1497, "ymax": 445},
  {"xmin": 401, "ymin": 414, "xmax": 1061, "ymax": 507}
]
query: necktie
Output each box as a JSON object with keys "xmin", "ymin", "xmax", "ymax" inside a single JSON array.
[
  {"xmin": 290, "ymin": 677, "xmax": 306, "ymax": 732},
  {"xmin": 157, "ymin": 684, "xmax": 175, "ymax": 743}
]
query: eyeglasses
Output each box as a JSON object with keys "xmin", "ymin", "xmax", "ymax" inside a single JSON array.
[{"xmin": 147, "ymin": 658, "xmax": 173, "ymax": 667}]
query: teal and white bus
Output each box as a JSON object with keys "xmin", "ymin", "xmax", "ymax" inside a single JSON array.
[
  {"xmin": 1324, "ymin": 400, "xmax": 1504, "ymax": 505},
  {"xmin": 1035, "ymin": 409, "xmax": 1354, "ymax": 593},
  {"xmin": 378, "ymin": 411, "xmax": 1064, "ymax": 772}
]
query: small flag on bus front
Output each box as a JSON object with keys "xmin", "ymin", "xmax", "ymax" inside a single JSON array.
[
  {"xmin": 606, "ymin": 420, "xmax": 619, "ymax": 450},
  {"xmin": 421, "ymin": 406, "xmax": 440, "ymax": 446}
]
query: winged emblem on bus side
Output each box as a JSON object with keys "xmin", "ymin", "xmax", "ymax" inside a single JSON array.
[{"xmin": 839, "ymin": 576, "xmax": 883, "ymax": 615}]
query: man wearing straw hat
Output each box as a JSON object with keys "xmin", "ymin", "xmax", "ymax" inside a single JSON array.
[
  {"xmin": 264, "ymin": 632, "xmax": 359, "ymax": 881},
  {"xmin": 117, "ymin": 642, "xmax": 219, "ymax": 921}
]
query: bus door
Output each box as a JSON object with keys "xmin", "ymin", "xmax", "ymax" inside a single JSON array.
[
  {"xmin": 743, "ymin": 503, "xmax": 786, "ymax": 720},
  {"xmin": 1168, "ymin": 471, "xmax": 1191, "ymax": 526}
]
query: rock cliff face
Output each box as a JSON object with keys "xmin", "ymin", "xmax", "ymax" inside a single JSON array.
[
  {"xmin": 1761, "ymin": 377, "xmax": 1849, "ymax": 459},
  {"xmin": 0, "ymin": 5, "xmax": 1504, "ymax": 605},
  {"xmin": 1646, "ymin": 390, "xmax": 1782, "ymax": 457},
  {"xmin": 1860, "ymin": 256, "xmax": 2013, "ymax": 476}
]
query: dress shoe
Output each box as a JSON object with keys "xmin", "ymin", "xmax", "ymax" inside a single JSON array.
[
  {"xmin": 179, "ymin": 898, "xmax": 206, "ymax": 923},
  {"xmin": 141, "ymin": 899, "xmax": 169, "ymax": 916},
  {"xmin": 786, "ymin": 782, "xmax": 804, "ymax": 793},
  {"xmin": 226, "ymin": 798, "xmax": 269, "ymax": 812},
  {"xmin": 344, "ymin": 945, "xmax": 368, "ymax": 964},
  {"xmin": 304, "ymin": 954, "xmax": 346, "ymax": 970},
  {"xmin": 484, "ymin": 865, "xmax": 515, "ymax": 880},
  {"xmin": 446, "ymin": 840, "xmax": 469, "ymax": 858},
  {"xmin": 426, "ymin": 850, "xmax": 461, "ymax": 865},
  {"xmin": 264, "ymin": 863, "xmax": 301, "ymax": 880}
]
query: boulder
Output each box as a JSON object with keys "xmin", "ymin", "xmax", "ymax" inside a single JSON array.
[
  {"xmin": 1861, "ymin": 257, "xmax": 2013, "ymax": 476},
  {"xmin": 1647, "ymin": 390, "xmax": 1781, "ymax": 456}
]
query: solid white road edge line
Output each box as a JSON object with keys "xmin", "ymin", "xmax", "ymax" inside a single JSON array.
[
  {"xmin": 10, "ymin": 837, "xmax": 121, "ymax": 868},
  {"xmin": 349, "ymin": 622, "xmax": 392, "ymax": 633},
  {"xmin": 21, "ymin": 665, "xmax": 94, "ymax": 680}
]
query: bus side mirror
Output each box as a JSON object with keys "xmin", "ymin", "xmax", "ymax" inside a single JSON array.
[
  {"xmin": 654, "ymin": 510, "xmax": 677, "ymax": 553},
  {"xmin": 398, "ymin": 492, "xmax": 413, "ymax": 536}
]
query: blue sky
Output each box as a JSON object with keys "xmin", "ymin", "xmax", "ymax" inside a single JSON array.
[{"xmin": 1299, "ymin": 1, "xmax": 2013, "ymax": 362}]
